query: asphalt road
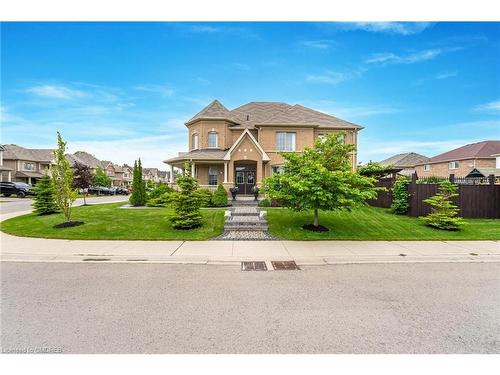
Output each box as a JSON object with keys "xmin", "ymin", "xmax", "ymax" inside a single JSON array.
[
  {"xmin": 1, "ymin": 262, "xmax": 499, "ymax": 354},
  {"xmin": 0, "ymin": 195, "xmax": 128, "ymax": 215}
]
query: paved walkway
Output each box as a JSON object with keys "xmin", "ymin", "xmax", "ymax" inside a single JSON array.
[{"xmin": 1, "ymin": 197, "xmax": 499, "ymax": 265}]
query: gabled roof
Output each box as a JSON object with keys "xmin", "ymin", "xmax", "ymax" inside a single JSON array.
[
  {"xmin": 2, "ymin": 144, "xmax": 54, "ymax": 162},
  {"xmin": 72, "ymin": 151, "xmax": 103, "ymax": 169},
  {"xmin": 417, "ymin": 140, "xmax": 500, "ymax": 165},
  {"xmin": 465, "ymin": 167, "xmax": 500, "ymax": 178},
  {"xmin": 185, "ymin": 100, "xmax": 363, "ymax": 130},
  {"xmin": 380, "ymin": 152, "xmax": 429, "ymax": 167},
  {"xmin": 186, "ymin": 99, "xmax": 236, "ymax": 125},
  {"xmin": 224, "ymin": 129, "xmax": 270, "ymax": 161}
]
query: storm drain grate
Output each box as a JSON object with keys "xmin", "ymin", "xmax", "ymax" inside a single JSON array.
[
  {"xmin": 271, "ymin": 261, "xmax": 300, "ymax": 270},
  {"xmin": 241, "ymin": 261, "xmax": 267, "ymax": 271}
]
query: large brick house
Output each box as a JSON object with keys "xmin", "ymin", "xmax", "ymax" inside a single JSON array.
[
  {"xmin": 164, "ymin": 100, "xmax": 362, "ymax": 194},
  {"xmin": 414, "ymin": 140, "xmax": 500, "ymax": 177}
]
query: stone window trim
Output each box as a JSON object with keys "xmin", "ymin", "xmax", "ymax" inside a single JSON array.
[{"xmin": 207, "ymin": 131, "xmax": 219, "ymax": 148}]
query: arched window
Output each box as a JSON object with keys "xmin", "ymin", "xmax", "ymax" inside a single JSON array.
[{"xmin": 208, "ymin": 132, "xmax": 218, "ymax": 148}]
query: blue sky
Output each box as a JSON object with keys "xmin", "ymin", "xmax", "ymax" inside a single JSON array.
[{"xmin": 1, "ymin": 22, "xmax": 499, "ymax": 168}]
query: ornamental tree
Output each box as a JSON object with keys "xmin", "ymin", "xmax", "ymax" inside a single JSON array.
[
  {"xmin": 32, "ymin": 175, "xmax": 59, "ymax": 215},
  {"xmin": 423, "ymin": 181, "xmax": 464, "ymax": 230},
  {"xmin": 170, "ymin": 162, "xmax": 202, "ymax": 229},
  {"xmin": 263, "ymin": 133, "xmax": 378, "ymax": 230},
  {"xmin": 51, "ymin": 132, "xmax": 78, "ymax": 222},
  {"xmin": 129, "ymin": 159, "xmax": 147, "ymax": 206},
  {"xmin": 94, "ymin": 166, "xmax": 112, "ymax": 187},
  {"xmin": 72, "ymin": 161, "xmax": 94, "ymax": 205}
]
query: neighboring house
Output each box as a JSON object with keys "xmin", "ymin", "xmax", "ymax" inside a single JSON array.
[
  {"xmin": 101, "ymin": 161, "xmax": 125, "ymax": 187},
  {"xmin": 0, "ymin": 145, "xmax": 14, "ymax": 182},
  {"xmin": 122, "ymin": 164, "xmax": 133, "ymax": 187},
  {"xmin": 415, "ymin": 140, "xmax": 500, "ymax": 177},
  {"xmin": 143, "ymin": 167, "xmax": 160, "ymax": 184},
  {"xmin": 1, "ymin": 144, "xmax": 54, "ymax": 185},
  {"xmin": 67, "ymin": 151, "xmax": 103, "ymax": 173},
  {"xmin": 164, "ymin": 100, "xmax": 362, "ymax": 194},
  {"xmin": 157, "ymin": 170, "xmax": 170, "ymax": 183},
  {"xmin": 379, "ymin": 152, "xmax": 429, "ymax": 176}
]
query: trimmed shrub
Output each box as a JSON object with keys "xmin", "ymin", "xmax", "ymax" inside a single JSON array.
[
  {"xmin": 258, "ymin": 198, "xmax": 271, "ymax": 207},
  {"xmin": 211, "ymin": 185, "xmax": 228, "ymax": 207},
  {"xmin": 146, "ymin": 191, "xmax": 178, "ymax": 207},
  {"xmin": 390, "ymin": 176, "xmax": 410, "ymax": 215},
  {"xmin": 195, "ymin": 189, "xmax": 213, "ymax": 208},
  {"xmin": 423, "ymin": 181, "xmax": 465, "ymax": 230},
  {"xmin": 32, "ymin": 175, "xmax": 59, "ymax": 215},
  {"xmin": 148, "ymin": 183, "xmax": 173, "ymax": 200}
]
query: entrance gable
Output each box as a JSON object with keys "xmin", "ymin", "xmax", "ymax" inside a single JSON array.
[{"xmin": 224, "ymin": 129, "xmax": 270, "ymax": 161}]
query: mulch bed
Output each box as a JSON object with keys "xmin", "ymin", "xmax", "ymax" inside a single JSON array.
[
  {"xmin": 53, "ymin": 221, "xmax": 85, "ymax": 229},
  {"xmin": 302, "ymin": 224, "xmax": 329, "ymax": 232}
]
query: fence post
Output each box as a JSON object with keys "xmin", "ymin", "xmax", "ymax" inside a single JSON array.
[
  {"xmin": 488, "ymin": 174, "xmax": 495, "ymax": 186},
  {"xmin": 408, "ymin": 173, "xmax": 418, "ymax": 217},
  {"xmin": 449, "ymin": 174, "xmax": 455, "ymax": 183}
]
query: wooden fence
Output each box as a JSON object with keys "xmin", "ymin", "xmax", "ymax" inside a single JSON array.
[{"xmin": 368, "ymin": 173, "xmax": 500, "ymax": 219}]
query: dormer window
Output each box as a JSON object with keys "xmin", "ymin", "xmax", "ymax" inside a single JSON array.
[
  {"xmin": 191, "ymin": 133, "xmax": 199, "ymax": 150},
  {"xmin": 208, "ymin": 132, "xmax": 218, "ymax": 148}
]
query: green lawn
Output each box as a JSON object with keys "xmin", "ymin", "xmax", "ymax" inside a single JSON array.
[
  {"xmin": 266, "ymin": 206, "xmax": 500, "ymax": 240},
  {"xmin": 1, "ymin": 203, "xmax": 225, "ymax": 240}
]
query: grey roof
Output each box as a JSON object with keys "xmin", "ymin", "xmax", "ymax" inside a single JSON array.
[
  {"xmin": 380, "ymin": 152, "xmax": 429, "ymax": 168},
  {"xmin": 72, "ymin": 151, "xmax": 103, "ymax": 169},
  {"xmin": 164, "ymin": 149, "xmax": 227, "ymax": 163},
  {"xmin": 158, "ymin": 171, "xmax": 168, "ymax": 178},
  {"xmin": 2, "ymin": 144, "xmax": 54, "ymax": 162},
  {"xmin": 143, "ymin": 167, "xmax": 159, "ymax": 175},
  {"xmin": 186, "ymin": 101, "xmax": 363, "ymax": 130}
]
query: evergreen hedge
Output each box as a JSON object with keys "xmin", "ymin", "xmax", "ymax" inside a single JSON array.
[
  {"xmin": 32, "ymin": 175, "xmax": 59, "ymax": 215},
  {"xmin": 211, "ymin": 185, "xmax": 228, "ymax": 207}
]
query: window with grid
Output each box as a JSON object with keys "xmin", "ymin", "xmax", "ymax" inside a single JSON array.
[
  {"xmin": 208, "ymin": 132, "xmax": 218, "ymax": 148},
  {"xmin": 208, "ymin": 166, "xmax": 218, "ymax": 185},
  {"xmin": 448, "ymin": 161, "xmax": 459, "ymax": 169},
  {"xmin": 276, "ymin": 132, "xmax": 296, "ymax": 151},
  {"xmin": 23, "ymin": 162, "xmax": 35, "ymax": 171}
]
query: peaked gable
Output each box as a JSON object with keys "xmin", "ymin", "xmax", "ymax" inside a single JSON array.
[
  {"xmin": 186, "ymin": 99, "xmax": 236, "ymax": 125},
  {"xmin": 224, "ymin": 129, "xmax": 270, "ymax": 161}
]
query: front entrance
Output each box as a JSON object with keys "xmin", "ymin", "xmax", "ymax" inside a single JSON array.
[{"xmin": 235, "ymin": 164, "xmax": 256, "ymax": 195}]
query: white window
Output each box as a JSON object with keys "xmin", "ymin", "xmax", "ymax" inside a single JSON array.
[
  {"xmin": 191, "ymin": 133, "xmax": 199, "ymax": 150},
  {"xmin": 276, "ymin": 132, "xmax": 296, "ymax": 151},
  {"xmin": 107, "ymin": 170, "xmax": 113, "ymax": 176},
  {"xmin": 423, "ymin": 164, "xmax": 430, "ymax": 171},
  {"xmin": 23, "ymin": 162, "xmax": 35, "ymax": 171},
  {"xmin": 448, "ymin": 161, "xmax": 459, "ymax": 170},
  {"xmin": 208, "ymin": 132, "xmax": 218, "ymax": 148},
  {"xmin": 208, "ymin": 166, "xmax": 218, "ymax": 185},
  {"xmin": 272, "ymin": 165, "xmax": 285, "ymax": 175},
  {"xmin": 496, "ymin": 156, "xmax": 500, "ymax": 168}
]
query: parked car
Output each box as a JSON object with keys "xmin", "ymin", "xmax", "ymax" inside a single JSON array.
[
  {"xmin": 88, "ymin": 186, "xmax": 115, "ymax": 196},
  {"xmin": 0, "ymin": 181, "xmax": 34, "ymax": 198},
  {"xmin": 114, "ymin": 187, "xmax": 129, "ymax": 195}
]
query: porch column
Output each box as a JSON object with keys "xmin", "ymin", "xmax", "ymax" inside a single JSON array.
[
  {"xmin": 28, "ymin": 177, "xmax": 32, "ymax": 185},
  {"xmin": 191, "ymin": 162, "xmax": 196, "ymax": 178},
  {"xmin": 169, "ymin": 164, "xmax": 174, "ymax": 183},
  {"xmin": 256, "ymin": 160, "xmax": 263, "ymax": 186},
  {"xmin": 8, "ymin": 171, "xmax": 11, "ymax": 182},
  {"xmin": 223, "ymin": 162, "xmax": 228, "ymax": 183}
]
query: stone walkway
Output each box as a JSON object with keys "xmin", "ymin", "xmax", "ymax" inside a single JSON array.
[{"xmin": 213, "ymin": 204, "xmax": 276, "ymax": 240}]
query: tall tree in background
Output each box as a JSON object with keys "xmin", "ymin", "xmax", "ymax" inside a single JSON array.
[
  {"xmin": 32, "ymin": 175, "xmax": 58, "ymax": 215},
  {"xmin": 94, "ymin": 166, "xmax": 112, "ymax": 187},
  {"xmin": 170, "ymin": 162, "xmax": 202, "ymax": 229},
  {"xmin": 52, "ymin": 132, "xmax": 78, "ymax": 223},
  {"xmin": 129, "ymin": 159, "xmax": 147, "ymax": 206},
  {"xmin": 263, "ymin": 133, "xmax": 378, "ymax": 231},
  {"xmin": 72, "ymin": 161, "xmax": 94, "ymax": 205}
]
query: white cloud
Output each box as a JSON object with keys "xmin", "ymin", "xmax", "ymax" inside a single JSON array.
[
  {"xmin": 133, "ymin": 84, "xmax": 174, "ymax": 97},
  {"xmin": 412, "ymin": 71, "xmax": 458, "ymax": 86},
  {"xmin": 25, "ymin": 85, "xmax": 87, "ymax": 100},
  {"xmin": 342, "ymin": 22, "xmax": 433, "ymax": 35},
  {"xmin": 306, "ymin": 69, "xmax": 364, "ymax": 86},
  {"xmin": 473, "ymin": 100, "xmax": 500, "ymax": 113},
  {"xmin": 365, "ymin": 49, "xmax": 443, "ymax": 65},
  {"xmin": 299, "ymin": 39, "xmax": 336, "ymax": 50}
]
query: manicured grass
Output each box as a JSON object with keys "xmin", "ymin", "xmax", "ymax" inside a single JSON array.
[
  {"xmin": 266, "ymin": 206, "xmax": 500, "ymax": 240},
  {"xmin": 1, "ymin": 203, "xmax": 225, "ymax": 240}
]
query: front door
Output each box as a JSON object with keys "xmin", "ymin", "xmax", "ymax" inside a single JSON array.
[{"xmin": 235, "ymin": 169, "xmax": 256, "ymax": 195}]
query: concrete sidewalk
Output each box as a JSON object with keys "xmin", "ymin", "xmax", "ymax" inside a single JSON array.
[
  {"xmin": 1, "ymin": 200, "xmax": 499, "ymax": 266},
  {"xmin": 1, "ymin": 231, "xmax": 499, "ymax": 265}
]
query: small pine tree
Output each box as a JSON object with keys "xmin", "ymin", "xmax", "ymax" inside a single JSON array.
[
  {"xmin": 211, "ymin": 184, "xmax": 228, "ymax": 207},
  {"xmin": 423, "ymin": 181, "xmax": 465, "ymax": 230},
  {"xmin": 32, "ymin": 175, "xmax": 59, "ymax": 215},
  {"xmin": 390, "ymin": 176, "xmax": 410, "ymax": 215},
  {"xmin": 129, "ymin": 159, "xmax": 147, "ymax": 206},
  {"xmin": 170, "ymin": 162, "xmax": 202, "ymax": 229}
]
